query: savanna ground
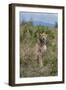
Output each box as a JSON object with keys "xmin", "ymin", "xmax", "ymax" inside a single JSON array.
[{"xmin": 20, "ymin": 21, "xmax": 58, "ymax": 77}]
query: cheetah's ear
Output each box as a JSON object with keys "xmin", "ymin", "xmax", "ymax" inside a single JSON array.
[
  {"xmin": 45, "ymin": 33, "xmax": 48, "ymax": 37},
  {"xmin": 46, "ymin": 34, "xmax": 48, "ymax": 37},
  {"xmin": 39, "ymin": 32, "xmax": 43, "ymax": 36}
]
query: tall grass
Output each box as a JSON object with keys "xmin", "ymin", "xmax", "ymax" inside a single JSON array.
[{"xmin": 20, "ymin": 22, "xmax": 58, "ymax": 77}]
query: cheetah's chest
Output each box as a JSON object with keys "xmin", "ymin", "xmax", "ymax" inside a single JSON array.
[{"xmin": 39, "ymin": 45, "xmax": 47, "ymax": 54}]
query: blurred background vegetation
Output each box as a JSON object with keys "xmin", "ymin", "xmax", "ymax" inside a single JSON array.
[{"xmin": 20, "ymin": 20, "xmax": 58, "ymax": 77}]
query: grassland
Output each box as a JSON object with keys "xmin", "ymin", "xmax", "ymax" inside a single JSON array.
[{"xmin": 20, "ymin": 22, "xmax": 58, "ymax": 77}]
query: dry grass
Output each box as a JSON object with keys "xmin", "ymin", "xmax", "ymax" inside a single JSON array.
[{"xmin": 20, "ymin": 23, "xmax": 58, "ymax": 77}]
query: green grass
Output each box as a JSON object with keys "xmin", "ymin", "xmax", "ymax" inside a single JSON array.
[{"xmin": 20, "ymin": 22, "xmax": 58, "ymax": 77}]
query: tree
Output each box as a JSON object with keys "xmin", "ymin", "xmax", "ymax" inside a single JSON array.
[
  {"xmin": 28, "ymin": 18, "xmax": 33, "ymax": 26},
  {"xmin": 54, "ymin": 22, "xmax": 58, "ymax": 28}
]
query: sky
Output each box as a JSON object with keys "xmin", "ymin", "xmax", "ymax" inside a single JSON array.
[{"xmin": 20, "ymin": 12, "xmax": 58, "ymax": 25}]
